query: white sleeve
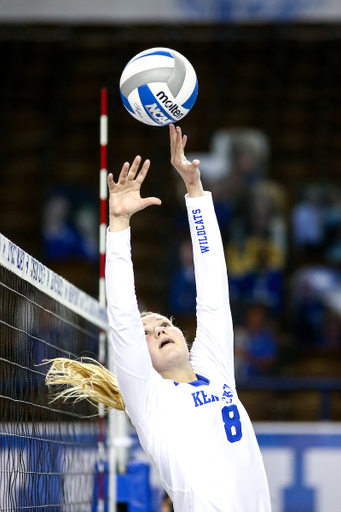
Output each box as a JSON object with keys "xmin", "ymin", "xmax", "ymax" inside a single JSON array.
[
  {"xmin": 186, "ymin": 192, "xmax": 235, "ymax": 388},
  {"xmin": 105, "ymin": 227, "xmax": 159, "ymax": 424}
]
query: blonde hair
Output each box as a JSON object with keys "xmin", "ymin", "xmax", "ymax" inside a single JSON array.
[
  {"xmin": 140, "ymin": 310, "xmax": 160, "ymax": 319},
  {"xmin": 45, "ymin": 357, "xmax": 125, "ymax": 412}
]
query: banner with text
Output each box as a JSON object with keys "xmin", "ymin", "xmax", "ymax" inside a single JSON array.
[{"xmin": 0, "ymin": 0, "xmax": 340, "ymax": 23}]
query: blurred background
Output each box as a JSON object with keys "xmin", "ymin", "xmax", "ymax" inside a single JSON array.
[{"xmin": 1, "ymin": 1, "xmax": 341, "ymax": 510}]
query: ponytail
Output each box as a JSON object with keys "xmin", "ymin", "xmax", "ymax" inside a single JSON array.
[{"xmin": 45, "ymin": 357, "xmax": 125, "ymax": 412}]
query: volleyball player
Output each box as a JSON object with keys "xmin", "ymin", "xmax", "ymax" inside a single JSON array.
[{"xmin": 47, "ymin": 124, "xmax": 271, "ymax": 511}]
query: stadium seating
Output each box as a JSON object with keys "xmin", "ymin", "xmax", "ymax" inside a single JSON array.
[{"xmin": 1, "ymin": 25, "xmax": 341, "ymax": 421}]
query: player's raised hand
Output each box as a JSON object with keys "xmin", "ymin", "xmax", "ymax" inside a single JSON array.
[
  {"xmin": 108, "ymin": 156, "xmax": 161, "ymax": 232},
  {"xmin": 169, "ymin": 124, "xmax": 204, "ymax": 197}
]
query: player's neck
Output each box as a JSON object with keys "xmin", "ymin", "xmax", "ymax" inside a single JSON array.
[{"xmin": 160, "ymin": 364, "xmax": 197, "ymax": 384}]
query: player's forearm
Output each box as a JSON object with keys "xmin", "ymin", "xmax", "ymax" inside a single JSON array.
[
  {"xmin": 106, "ymin": 229, "xmax": 152, "ymax": 376},
  {"xmin": 186, "ymin": 192, "xmax": 230, "ymax": 309},
  {"xmin": 187, "ymin": 193, "xmax": 234, "ymax": 361},
  {"xmin": 106, "ymin": 228, "xmax": 139, "ymax": 330}
]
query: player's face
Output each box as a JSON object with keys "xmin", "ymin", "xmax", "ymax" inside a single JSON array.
[{"xmin": 142, "ymin": 314, "xmax": 189, "ymax": 377}]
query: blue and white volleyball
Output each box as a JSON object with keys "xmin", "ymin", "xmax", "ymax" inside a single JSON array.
[{"xmin": 119, "ymin": 47, "xmax": 198, "ymax": 127}]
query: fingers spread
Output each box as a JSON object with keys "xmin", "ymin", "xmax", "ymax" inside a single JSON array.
[
  {"xmin": 169, "ymin": 124, "xmax": 176, "ymax": 145},
  {"xmin": 170, "ymin": 125, "xmax": 186, "ymax": 168},
  {"xmin": 169, "ymin": 124, "xmax": 178, "ymax": 155},
  {"xmin": 107, "ymin": 173, "xmax": 118, "ymax": 192},
  {"xmin": 118, "ymin": 162, "xmax": 130, "ymax": 184},
  {"xmin": 176, "ymin": 126, "xmax": 183, "ymax": 150},
  {"xmin": 127, "ymin": 155, "xmax": 142, "ymax": 181},
  {"xmin": 135, "ymin": 159, "xmax": 151, "ymax": 184},
  {"xmin": 110, "ymin": 155, "xmax": 151, "ymax": 192}
]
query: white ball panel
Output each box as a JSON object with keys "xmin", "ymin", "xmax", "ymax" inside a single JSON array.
[
  {"xmin": 175, "ymin": 61, "xmax": 197, "ymax": 105},
  {"xmin": 120, "ymin": 55, "xmax": 174, "ymax": 86}
]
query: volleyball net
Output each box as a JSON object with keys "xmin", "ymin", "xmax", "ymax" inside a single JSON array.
[{"xmin": 0, "ymin": 231, "xmax": 109, "ymax": 511}]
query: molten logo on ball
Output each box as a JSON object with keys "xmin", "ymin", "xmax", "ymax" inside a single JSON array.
[{"xmin": 156, "ymin": 91, "xmax": 184, "ymax": 119}]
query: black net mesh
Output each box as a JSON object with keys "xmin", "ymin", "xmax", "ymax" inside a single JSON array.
[{"xmin": 0, "ymin": 259, "xmax": 107, "ymax": 511}]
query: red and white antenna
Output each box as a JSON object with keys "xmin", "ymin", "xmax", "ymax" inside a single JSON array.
[
  {"xmin": 98, "ymin": 87, "xmax": 108, "ymax": 512},
  {"xmin": 99, "ymin": 87, "xmax": 108, "ymax": 314}
]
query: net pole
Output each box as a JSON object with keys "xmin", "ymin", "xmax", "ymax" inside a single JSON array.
[{"xmin": 99, "ymin": 87, "xmax": 110, "ymax": 512}]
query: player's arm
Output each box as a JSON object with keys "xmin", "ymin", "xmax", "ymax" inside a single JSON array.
[
  {"xmin": 106, "ymin": 157, "xmax": 162, "ymax": 423},
  {"xmin": 170, "ymin": 126, "xmax": 235, "ymax": 382}
]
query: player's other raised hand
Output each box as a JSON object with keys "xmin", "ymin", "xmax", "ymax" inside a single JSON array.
[
  {"xmin": 169, "ymin": 124, "xmax": 204, "ymax": 198},
  {"xmin": 108, "ymin": 156, "xmax": 161, "ymax": 232}
]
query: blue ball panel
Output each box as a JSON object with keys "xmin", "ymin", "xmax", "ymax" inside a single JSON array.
[
  {"xmin": 181, "ymin": 80, "xmax": 198, "ymax": 110},
  {"xmin": 138, "ymin": 84, "xmax": 175, "ymax": 126},
  {"xmin": 120, "ymin": 91, "xmax": 135, "ymax": 114},
  {"xmin": 131, "ymin": 50, "xmax": 174, "ymax": 64}
]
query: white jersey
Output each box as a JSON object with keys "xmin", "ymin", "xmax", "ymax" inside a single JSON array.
[{"xmin": 106, "ymin": 192, "xmax": 271, "ymax": 512}]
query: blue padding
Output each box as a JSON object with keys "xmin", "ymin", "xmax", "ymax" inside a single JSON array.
[
  {"xmin": 284, "ymin": 486, "xmax": 315, "ymax": 512},
  {"xmin": 117, "ymin": 473, "xmax": 131, "ymax": 502},
  {"xmin": 117, "ymin": 461, "xmax": 152, "ymax": 512}
]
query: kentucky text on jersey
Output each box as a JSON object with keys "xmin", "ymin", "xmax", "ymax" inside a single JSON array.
[
  {"xmin": 192, "ymin": 390, "xmax": 220, "ymax": 407},
  {"xmin": 191, "ymin": 209, "xmax": 209, "ymax": 253}
]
